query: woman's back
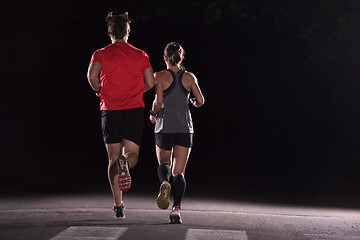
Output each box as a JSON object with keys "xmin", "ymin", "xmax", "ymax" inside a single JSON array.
[
  {"xmin": 157, "ymin": 69, "xmax": 193, "ymax": 93},
  {"xmin": 154, "ymin": 69, "xmax": 194, "ymax": 134}
]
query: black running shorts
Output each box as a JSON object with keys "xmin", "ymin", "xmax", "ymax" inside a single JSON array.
[
  {"xmin": 101, "ymin": 108, "xmax": 143, "ymax": 146},
  {"xmin": 155, "ymin": 133, "xmax": 193, "ymax": 150}
]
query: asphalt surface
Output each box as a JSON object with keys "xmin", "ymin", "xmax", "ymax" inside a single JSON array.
[{"xmin": 0, "ymin": 192, "xmax": 360, "ymax": 240}]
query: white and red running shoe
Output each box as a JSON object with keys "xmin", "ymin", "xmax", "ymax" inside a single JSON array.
[
  {"xmin": 169, "ymin": 206, "xmax": 182, "ymax": 224},
  {"xmin": 116, "ymin": 156, "xmax": 131, "ymax": 192}
]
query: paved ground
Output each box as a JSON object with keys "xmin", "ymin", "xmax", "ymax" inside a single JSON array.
[{"xmin": 0, "ymin": 192, "xmax": 360, "ymax": 240}]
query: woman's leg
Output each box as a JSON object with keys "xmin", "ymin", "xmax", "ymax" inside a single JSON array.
[
  {"xmin": 172, "ymin": 145, "xmax": 191, "ymax": 208},
  {"xmin": 156, "ymin": 145, "xmax": 172, "ymax": 182},
  {"xmin": 156, "ymin": 145, "xmax": 173, "ymax": 209}
]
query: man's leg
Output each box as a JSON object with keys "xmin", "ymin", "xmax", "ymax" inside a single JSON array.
[
  {"xmin": 113, "ymin": 138, "xmax": 138, "ymax": 193},
  {"xmin": 122, "ymin": 138, "xmax": 140, "ymax": 169},
  {"xmin": 106, "ymin": 143, "xmax": 123, "ymax": 207}
]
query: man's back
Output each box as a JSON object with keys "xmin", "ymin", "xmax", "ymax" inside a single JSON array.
[{"xmin": 90, "ymin": 42, "xmax": 151, "ymax": 110}]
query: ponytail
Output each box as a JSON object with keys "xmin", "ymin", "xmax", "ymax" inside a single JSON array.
[{"xmin": 164, "ymin": 42, "xmax": 185, "ymax": 68}]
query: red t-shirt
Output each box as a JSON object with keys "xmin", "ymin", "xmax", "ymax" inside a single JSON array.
[{"xmin": 90, "ymin": 42, "xmax": 152, "ymax": 110}]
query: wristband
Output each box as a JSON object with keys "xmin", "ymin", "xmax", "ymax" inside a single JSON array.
[{"xmin": 150, "ymin": 109, "xmax": 157, "ymax": 116}]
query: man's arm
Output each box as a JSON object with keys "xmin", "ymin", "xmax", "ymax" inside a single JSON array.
[
  {"xmin": 87, "ymin": 61, "xmax": 102, "ymax": 94},
  {"xmin": 143, "ymin": 67, "xmax": 155, "ymax": 92}
]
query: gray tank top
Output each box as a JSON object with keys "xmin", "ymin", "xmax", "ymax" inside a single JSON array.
[{"xmin": 154, "ymin": 69, "xmax": 194, "ymax": 133}]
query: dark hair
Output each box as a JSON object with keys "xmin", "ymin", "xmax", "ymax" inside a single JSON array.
[
  {"xmin": 105, "ymin": 12, "xmax": 131, "ymax": 40},
  {"xmin": 164, "ymin": 42, "xmax": 185, "ymax": 68}
]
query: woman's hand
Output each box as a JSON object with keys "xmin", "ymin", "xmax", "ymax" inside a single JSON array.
[
  {"xmin": 149, "ymin": 115, "xmax": 157, "ymax": 124},
  {"xmin": 190, "ymin": 98, "xmax": 199, "ymax": 107}
]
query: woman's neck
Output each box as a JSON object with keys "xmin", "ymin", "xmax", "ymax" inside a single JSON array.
[{"xmin": 167, "ymin": 64, "xmax": 180, "ymax": 71}]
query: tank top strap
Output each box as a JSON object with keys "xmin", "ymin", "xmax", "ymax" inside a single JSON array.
[
  {"xmin": 165, "ymin": 69, "xmax": 188, "ymax": 95},
  {"xmin": 176, "ymin": 70, "xmax": 189, "ymax": 95},
  {"xmin": 163, "ymin": 69, "xmax": 177, "ymax": 97}
]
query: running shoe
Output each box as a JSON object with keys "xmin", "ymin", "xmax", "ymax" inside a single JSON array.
[
  {"xmin": 169, "ymin": 206, "xmax": 182, "ymax": 224},
  {"xmin": 113, "ymin": 203, "xmax": 125, "ymax": 219},
  {"xmin": 157, "ymin": 181, "xmax": 171, "ymax": 209},
  {"xmin": 116, "ymin": 156, "xmax": 131, "ymax": 192}
]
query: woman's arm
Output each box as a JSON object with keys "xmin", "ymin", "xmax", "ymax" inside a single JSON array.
[
  {"xmin": 189, "ymin": 73, "xmax": 205, "ymax": 107},
  {"xmin": 152, "ymin": 73, "xmax": 163, "ymax": 113},
  {"xmin": 150, "ymin": 72, "xmax": 164, "ymax": 123},
  {"xmin": 87, "ymin": 61, "xmax": 102, "ymax": 96}
]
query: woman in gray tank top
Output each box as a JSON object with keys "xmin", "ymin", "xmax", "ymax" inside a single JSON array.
[{"xmin": 150, "ymin": 42, "xmax": 205, "ymax": 224}]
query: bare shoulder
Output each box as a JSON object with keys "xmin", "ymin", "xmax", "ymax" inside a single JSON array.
[
  {"xmin": 183, "ymin": 71, "xmax": 197, "ymax": 83},
  {"xmin": 181, "ymin": 71, "xmax": 197, "ymax": 92},
  {"xmin": 154, "ymin": 70, "xmax": 171, "ymax": 81},
  {"xmin": 155, "ymin": 70, "xmax": 171, "ymax": 77}
]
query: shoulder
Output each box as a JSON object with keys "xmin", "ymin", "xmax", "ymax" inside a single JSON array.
[
  {"xmin": 183, "ymin": 71, "xmax": 197, "ymax": 83},
  {"xmin": 91, "ymin": 45, "xmax": 110, "ymax": 62},
  {"xmin": 154, "ymin": 70, "xmax": 171, "ymax": 80},
  {"xmin": 97, "ymin": 43, "xmax": 113, "ymax": 52},
  {"xmin": 92, "ymin": 44, "xmax": 111, "ymax": 56},
  {"xmin": 126, "ymin": 43, "xmax": 149, "ymax": 57},
  {"xmin": 92, "ymin": 48, "xmax": 104, "ymax": 56}
]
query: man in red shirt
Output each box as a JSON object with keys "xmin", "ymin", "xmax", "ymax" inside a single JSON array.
[{"xmin": 87, "ymin": 12, "xmax": 163, "ymax": 219}]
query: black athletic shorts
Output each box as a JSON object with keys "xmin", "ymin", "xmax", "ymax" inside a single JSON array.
[
  {"xmin": 101, "ymin": 108, "xmax": 143, "ymax": 146},
  {"xmin": 155, "ymin": 133, "xmax": 193, "ymax": 150}
]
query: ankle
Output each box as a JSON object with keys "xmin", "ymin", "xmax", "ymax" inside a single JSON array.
[
  {"xmin": 172, "ymin": 206, "xmax": 181, "ymax": 211},
  {"xmin": 114, "ymin": 201, "xmax": 124, "ymax": 208}
]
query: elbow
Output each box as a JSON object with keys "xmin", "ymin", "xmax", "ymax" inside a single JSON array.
[
  {"xmin": 198, "ymin": 97, "xmax": 205, "ymax": 107},
  {"xmin": 88, "ymin": 76, "xmax": 98, "ymax": 87},
  {"xmin": 145, "ymin": 81, "xmax": 155, "ymax": 91},
  {"xmin": 87, "ymin": 73, "xmax": 97, "ymax": 84}
]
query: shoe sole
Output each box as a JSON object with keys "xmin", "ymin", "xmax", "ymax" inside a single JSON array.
[
  {"xmin": 118, "ymin": 174, "xmax": 131, "ymax": 192},
  {"xmin": 116, "ymin": 157, "xmax": 131, "ymax": 192},
  {"xmin": 157, "ymin": 183, "xmax": 171, "ymax": 209},
  {"xmin": 169, "ymin": 213, "xmax": 182, "ymax": 224},
  {"xmin": 114, "ymin": 215, "xmax": 125, "ymax": 220}
]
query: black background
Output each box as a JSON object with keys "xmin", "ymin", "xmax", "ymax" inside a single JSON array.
[{"xmin": 2, "ymin": 0, "xmax": 360, "ymax": 206}]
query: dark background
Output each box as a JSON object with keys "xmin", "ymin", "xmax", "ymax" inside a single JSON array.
[{"xmin": 1, "ymin": 0, "xmax": 360, "ymax": 207}]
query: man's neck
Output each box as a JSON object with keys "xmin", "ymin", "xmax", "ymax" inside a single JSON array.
[{"xmin": 112, "ymin": 39, "xmax": 127, "ymax": 44}]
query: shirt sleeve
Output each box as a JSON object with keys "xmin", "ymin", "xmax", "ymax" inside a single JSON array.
[
  {"xmin": 89, "ymin": 49, "xmax": 104, "ymax": 65},
  {"xmin": 140, "ymin": 51, "xmax": 152, "ymax": 72}
]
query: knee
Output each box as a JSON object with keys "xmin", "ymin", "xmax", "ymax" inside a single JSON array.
[
  {"xmin": 125, "ymin": 152, "xmax": 139, "ymax": 169},
  {"xmin": 108, "ymin": 155, "xmax": 118, "ymax": 166},
  {"xmin": 160, "ymin": 160, "xmax": 171, "ymax": 166}
]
